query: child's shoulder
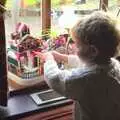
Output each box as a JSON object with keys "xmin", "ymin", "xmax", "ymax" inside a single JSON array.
[{"xmin": 68, "ymin": 65, "xmax": 98, "ymax": 80}]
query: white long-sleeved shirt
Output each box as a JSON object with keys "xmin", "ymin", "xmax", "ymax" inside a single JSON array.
[
  {"xmin": 44, "ymin": 54, "xmax": 86, "ymax": 95},
  {"xmin": 44, "ymin": 54, "xmax": 120, "ymax": 120}
]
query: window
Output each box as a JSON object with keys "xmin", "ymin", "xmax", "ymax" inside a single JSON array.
[
  {"xmin": 0, "ymin": 0, "xmax": 119, "ymax": 106},
  {"xmin": 51, "ymin": 0, "xmax": 100, "ymax": 30},
  {"xmin": 5, "ymin": 0, "xmax": 44, "ymax": 91}
]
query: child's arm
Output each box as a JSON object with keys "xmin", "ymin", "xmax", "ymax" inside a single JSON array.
[
  {"xmin": 52, "ymin": 51, "xmax": 84, "ymax": 68},
  {"xmin": 32, "ymin": 51, "xmax": 68, "ymax": 63},
  {"xmin": 52, "ymin": 51, "xmax": 68, "ymax": 63},
  {"xmin": 43, "ymin": 52, "xmax": 71, "ymax": 96},
  {"xmin": 33, "ymin": 51, "xmax": 83, "ymax": 68},
  {"xmin": 44, "ymin": 52, "xmax": 86, "ymax": 100}
]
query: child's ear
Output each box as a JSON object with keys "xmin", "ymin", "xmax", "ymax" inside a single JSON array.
[{"xmin": 90, "ymin": 45, "xmax": 98, "ymax": 58}]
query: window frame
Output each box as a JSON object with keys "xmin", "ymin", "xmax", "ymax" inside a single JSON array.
[{"xmin": 0, "ymin": 0, "xmax": 108, "ymax": 106}]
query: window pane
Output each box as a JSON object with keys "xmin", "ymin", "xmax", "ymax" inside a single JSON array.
[
  {"xmin": 4, "ymin": 0, "xmax": 119, "ymax": 91},
  {"xmin": 51, "ymin": 0, "xmax": 99, "ymax": 31},
  {"xmin": 5, "ymin": 0, "xmax": 42, "ymax": 91}
]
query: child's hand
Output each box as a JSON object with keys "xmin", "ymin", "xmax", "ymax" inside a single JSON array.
[
  {"xmin": 51, "ymin": 51, "xmax": 61, "ymax": 62},
  {"xmin": 51, "ymin": 51, "xmax": 68, "ymax": 63},
  {"xmin": 44, "ymin": 52, "xmax": 54, "ymax": 61},
  {"xmin": 32, "ymin": 51, "xmax": 54, "ymax": 62},
  {"xmin": 32, "ymin": 51, "xmax": 45, "ymax": 61}
]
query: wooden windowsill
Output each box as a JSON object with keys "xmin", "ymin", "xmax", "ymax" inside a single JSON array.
[{"xmin": 8, "ymin": 79, "xmax": 49, "ymax": 96}]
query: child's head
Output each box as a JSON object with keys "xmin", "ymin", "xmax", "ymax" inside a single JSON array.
[{"xmin": 71, "ymin": 11, "xmax": 120, "ymax": 64}]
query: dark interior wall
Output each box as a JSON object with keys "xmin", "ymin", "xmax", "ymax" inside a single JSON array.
[{"xmin": 0, "ymin": 0, "xmax": 8, "ymax": 106}]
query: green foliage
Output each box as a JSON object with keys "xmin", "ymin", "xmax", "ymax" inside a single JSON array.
[
  {"xmin": 34, "ymin": 28, "xmax": 62, "ymax": 40},
  {"xmin": 6, "ymin": 0, "xmax": 118, "ymax": 9},
  {"xmin": 25, "ymin": 0, "xmax": 38, "ymax": 5},
  {"xmin": 6, "ymin": 0, "xmax": 12, "ymax": 8},
  {"xmin": 6, "ymin": 0, "xmax": 39, "ymax": 9},
  {"xmin": 51, "ymin": 0, "xmax": 61, "ymax": 8}
]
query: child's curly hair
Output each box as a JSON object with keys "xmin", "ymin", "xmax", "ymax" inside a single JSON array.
[{"xmin": 71, "ymin": 11, "xmax": 120, "ymax": 64}]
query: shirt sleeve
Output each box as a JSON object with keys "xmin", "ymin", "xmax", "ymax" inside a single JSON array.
[
  {"xmin": 65, "ymin": 55, "xmax": 85, "ymax": 68},
  {"xmin": 44, "ymin": 54, "xmax": 89, "ymax": 100},
  {"xmin": 44, "ymin": 58, "xmax": 89, "ymax": 100},
  {"xmin": 44, "ymin": 59, "xmax": 73, "ymax": 95}
]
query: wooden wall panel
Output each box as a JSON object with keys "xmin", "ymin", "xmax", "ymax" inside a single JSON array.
[{"xmin": 19, "ymin": 104, "xmax": 74, "ymax": 120}]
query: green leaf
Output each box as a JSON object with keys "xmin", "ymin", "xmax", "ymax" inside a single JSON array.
[{"xmin": 24, "ymin": 0, "xmax": 37, "ymax": 5}]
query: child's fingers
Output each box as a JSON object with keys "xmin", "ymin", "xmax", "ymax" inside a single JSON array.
[
  {"xmin": 32, "ymin": 51, "xmax": 54, "ymax": 61},
  {"xmin": 32, "ymin": 51, "xmax": 45, "ymax": 60},
  {"xmin": 33, "ymin": 51, "xmax": 42, "ymax": 57}
]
